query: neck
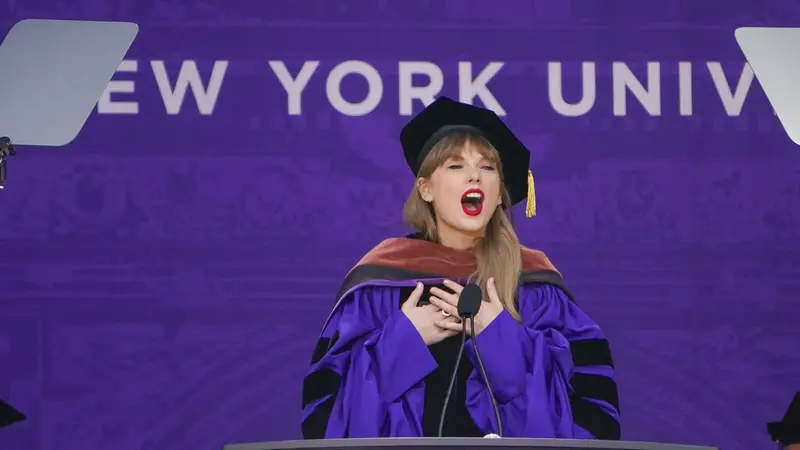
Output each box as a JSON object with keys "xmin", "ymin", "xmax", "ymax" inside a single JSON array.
[{"xmin": 436, "ymin": 223, "xmax": 483, "ymax": 251}]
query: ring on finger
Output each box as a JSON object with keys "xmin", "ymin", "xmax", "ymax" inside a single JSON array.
[{"xmin": 441, "ymin": 310, "xmax": 451, "ymax": 317}]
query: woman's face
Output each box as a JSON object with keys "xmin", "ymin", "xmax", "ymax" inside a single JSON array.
[{"xmin": 418, "ymin": 140, "xmax": 503, "ymax": 243}]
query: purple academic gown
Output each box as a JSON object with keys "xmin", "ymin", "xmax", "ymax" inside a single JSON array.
[{"xmin": 301, "ymin": 236, "xmax": 621, "ymax": 440}]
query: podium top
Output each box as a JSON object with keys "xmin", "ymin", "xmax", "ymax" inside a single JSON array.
[{"xmin": 223, "ymin": 438, "xmax": 717, "ymax": 450}]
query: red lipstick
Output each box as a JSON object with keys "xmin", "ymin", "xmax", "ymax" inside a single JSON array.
[{"xmin": 461, "ymin": 188, "xmax": 484, "ymax": 216}]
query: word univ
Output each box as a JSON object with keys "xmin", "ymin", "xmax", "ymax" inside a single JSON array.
[{"xmin": 98, "ymin": 60, "xmax": 756, "ymax": 117}]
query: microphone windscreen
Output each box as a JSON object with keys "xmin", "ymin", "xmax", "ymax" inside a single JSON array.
[{"xmin": 458, "ymin": 283, "xmax": 482, "ymax": 318}]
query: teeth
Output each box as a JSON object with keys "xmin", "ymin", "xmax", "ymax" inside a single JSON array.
[{"xmin": 464, "ymin": 193, "xmax": 483, "ymax": 199}]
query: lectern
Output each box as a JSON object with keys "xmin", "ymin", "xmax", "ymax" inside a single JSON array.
[{"xmin": 223, "ymin": 438, "xmax": 717, "ymax": 450}]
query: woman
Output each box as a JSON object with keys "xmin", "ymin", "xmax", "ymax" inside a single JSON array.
[{"xmin": 301, "ymin": 97, "xmax": 620, "ymax": 439}]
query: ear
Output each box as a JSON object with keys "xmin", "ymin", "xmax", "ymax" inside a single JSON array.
[{"xmin": 417, "ymin": 178, "xmax": 433, "ymax": 203}]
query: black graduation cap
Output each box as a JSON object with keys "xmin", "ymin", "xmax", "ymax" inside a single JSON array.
[
  {"xmin": 0, "ymin": 398, "xmax": 25, "ymax": 430},
  {"xmin": 399, "ymin": 96, "xmax": 536, "ymax": 218},
  {"xmin": 768, "ymin": 392, "xmax": 800, "ymax": 446}
]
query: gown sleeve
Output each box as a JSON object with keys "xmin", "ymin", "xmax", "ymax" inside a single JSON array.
[
  {"xmin": 301, "ymin": 285, "xmax": 437, "ymax": 438},
  {"xmin": 463, "ymin": 284, "xmax": 621, "ymax": 439}
]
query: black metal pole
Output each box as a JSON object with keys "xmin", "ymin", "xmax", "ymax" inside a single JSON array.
[{"xmin": 0, "ymin": 136, "xmax": 16, "ymax": 189}]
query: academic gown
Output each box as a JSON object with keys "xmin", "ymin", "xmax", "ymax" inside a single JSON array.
[{"xmin": 301, "ymin": 235, "xmax": 621, "ymax": 439}]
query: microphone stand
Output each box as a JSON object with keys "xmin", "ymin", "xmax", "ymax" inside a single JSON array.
[
  {"xmin": 468, "ymin": 316, "xmax": 503, "ymax": 437},
  {"xmin": 437, "ymin": 320, "xmax": 468, "ymax": 437},
  {"xmin": 0, "ymin": 137, "xmax": 16, "ymax": 189}
]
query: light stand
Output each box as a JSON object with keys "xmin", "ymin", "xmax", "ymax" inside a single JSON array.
[{"xmin": 0, "ymin": 136, "xmax": 16, "ymax": 189}]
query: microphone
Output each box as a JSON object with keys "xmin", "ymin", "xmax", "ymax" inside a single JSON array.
[
  {"xmin": 437, "ymin": 283, "xmax": 486, "ymax": 437},
  {"xmin": 452, "ymin": 283, "xmax": 504, "ymax": 437}
]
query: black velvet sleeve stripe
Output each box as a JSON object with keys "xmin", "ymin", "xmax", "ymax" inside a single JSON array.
[
  {"xmin": 302, "ymin": 334, "xmax": 344, "ymax": 439},
  {"xmin": 310, "ymin": 332, "xmax": 341, "ymax": 365},
  {"xmin": 570, "ymin": 373, "xmax": 620, "ymax": 410},
  {"xmin": 310, "ymin": 337, "xmax": 331, "ymax": 366},
  {"xmin": 301, "ymin": 393, "xmax": 336, "ymax": 439},
  {"xmin": 568, "ymin": 338, "xmax": 621, "ymax": 439},
  {"xmin": 570, "ymin": 338, "xmax": 615, "ymax": 368},
  {"xmin": 301, "ymin": 367, "xmax": 340, "ymax": 408},
  {"xmin": 301, "ymin": 368, "xmax": 341, "ymax": 439},
  {"xmin": 569, "ymin": 395, "xmax": 621, "ymax": 440}
]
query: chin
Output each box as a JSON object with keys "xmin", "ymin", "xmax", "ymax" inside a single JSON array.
[
  {"xmin": 453, "ymin": 216, "xmax": 491, "ymax": 234},
  {"xmin": 436, "ymin": 205, "xmax": 494, "ymax": 237}
]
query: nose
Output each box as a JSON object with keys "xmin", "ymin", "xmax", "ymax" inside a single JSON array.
[{"xmin": 467, "ymin": 165, "xmax": 481, "ymax": 183}]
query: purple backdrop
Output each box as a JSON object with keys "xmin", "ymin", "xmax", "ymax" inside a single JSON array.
[{"xmin": 1, "ymin": 1, "xmax": 799, "ymax": 449}]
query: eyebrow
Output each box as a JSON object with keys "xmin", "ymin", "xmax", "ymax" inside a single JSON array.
[{"xmin": 447, "ymin": 154, "xmax": 497, "ymax": 165}]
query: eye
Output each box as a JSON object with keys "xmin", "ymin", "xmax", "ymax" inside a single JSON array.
[
  {"xmin": 481, "ymin": 165, "xmax": 496, "ymax": 171},
  {"xmin": 446, "ymin": 164, "xmax": 463, "ymax": 169}
]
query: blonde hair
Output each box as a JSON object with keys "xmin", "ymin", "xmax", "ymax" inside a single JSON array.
[{"xmin": 402, "ymin": 131, "xmax": 523, "ymax": 320}]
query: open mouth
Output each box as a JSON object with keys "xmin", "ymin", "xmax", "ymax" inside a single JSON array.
[{"xmin": 461, "ymin": 188, "xmax": 484, "ymax": 216}]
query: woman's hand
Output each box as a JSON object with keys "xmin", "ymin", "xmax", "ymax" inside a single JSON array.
[
  {"xmin": 429, "ymin": 278, "xmax": 504, "ymax": 336},
  {"xmin": 402, "ymin": 283, "xmax": 461, "ymax": 346}
]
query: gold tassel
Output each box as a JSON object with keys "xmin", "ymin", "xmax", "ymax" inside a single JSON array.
[{"xmin": 525, "ymin": 169, "xmax": 536, "ymax": 218}]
